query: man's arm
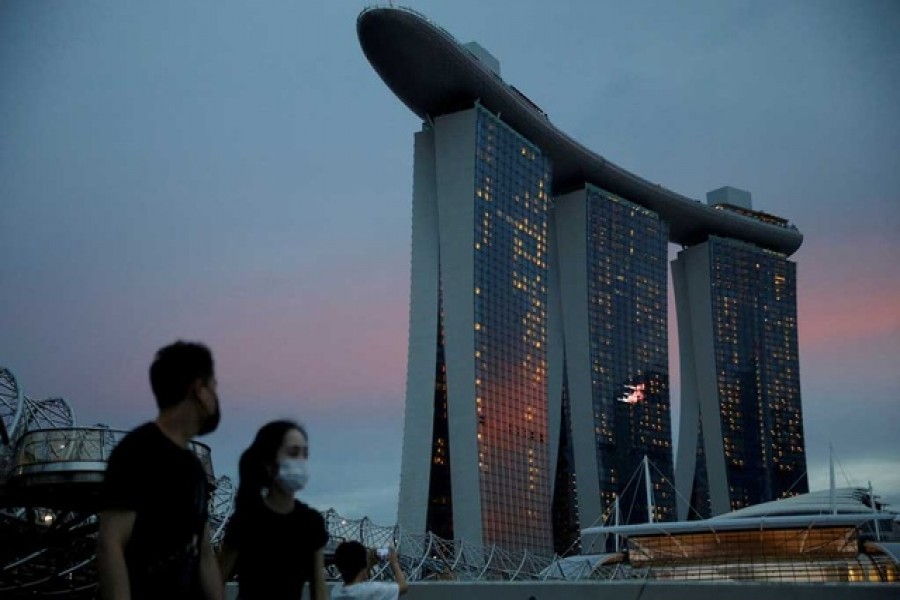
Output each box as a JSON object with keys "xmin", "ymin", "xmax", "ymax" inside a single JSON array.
[
  {"xmin": 388, "ymin": 549, "xmax": 408, "ymax": 596},
  {"xmin": 311, "ymin": 549, "xmax": 328, "ymax": 600},
  {"xmin": 199, "ymin": 524, "xmax": 224, "ymax": 600},
  {"xmin": 97, "ymin": 510, "xmax": 136, "ymax": 600}
]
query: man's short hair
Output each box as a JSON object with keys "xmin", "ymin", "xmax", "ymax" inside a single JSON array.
[
  {"xmin": 334, "ymin": 541, "xmax": 368, "ymax": 584},
  {"xmin": 149, "ymin": 341, "xmax": 214, "ymax": 411}
]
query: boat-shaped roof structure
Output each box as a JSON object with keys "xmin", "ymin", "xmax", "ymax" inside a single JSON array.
[
  {"xmin": 357, "ymin": 7, "xmax": 803, "ymax": 256},
  {"xmin": 582, "ymin": 487, "xmax": 898, "ymax": 537}
]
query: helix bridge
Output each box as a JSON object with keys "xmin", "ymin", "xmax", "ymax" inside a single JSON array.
[
  {"xmin": 321, "ymin": 512, "xmax": 561, "ymax": 583},
  {"xmin": 0, "ymin": 366, "xmax": 234, "ymax": 598},
  {"xmin": 1, "ymin": 366, "xmax": 587, "ymax": 598}
]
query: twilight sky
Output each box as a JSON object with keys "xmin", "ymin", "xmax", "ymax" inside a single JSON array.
[{"xmin": 2, "ymin": 1, "xmax": 898, "ymax": 526}]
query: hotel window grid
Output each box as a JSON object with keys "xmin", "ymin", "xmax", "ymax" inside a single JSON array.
[
  {"xmin": 583, "ymin": 185, "xmax": 675, "ymax": 524},
  {"xmin": 472, "ymin": 106, "xmax": 553, "ymax": 553},
  {"xmin": 693, "ymin": 236, "xmax": 807, "ymax": 515}
]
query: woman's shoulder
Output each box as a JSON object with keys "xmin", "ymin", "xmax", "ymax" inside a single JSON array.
[
  {"xmin": 293, "ymin": 501, "xmax": 329, "ymax": 548},
  {"xmin": 292, "ymin": 500, "xmax": 325, "ymax": 524},
  {"xmin": 226, "ymin": 496, "xmax": 272, "ymax": 530}
]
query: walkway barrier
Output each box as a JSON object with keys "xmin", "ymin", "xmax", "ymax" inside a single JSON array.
[
  {"xmin": 321, "ymin": 509, "xmax": 557, "ymax": 581},
  {"xmin": 9, "ymin": 427, "xmax": 214, "ymax": 483}
]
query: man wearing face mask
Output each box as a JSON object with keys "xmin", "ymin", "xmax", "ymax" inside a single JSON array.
[
  {"xmin": 98, "ymin": 341, "xmax": 223, "ymax": 600},
  {"xmin": 218, "ymin": 420, "xmax": 329, "ymax": 600}
]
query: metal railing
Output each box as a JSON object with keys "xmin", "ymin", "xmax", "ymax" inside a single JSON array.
[
  {"xmin": 321, "ymin": 509, "xmax": 556, "ymax": 582},
  {"xmin": 9, "ymin": 427, "xmax": 214, "ymax": 481}
]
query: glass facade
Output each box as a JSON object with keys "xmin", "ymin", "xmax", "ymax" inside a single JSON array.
[
  {"xmin": 584, "ymin": 185, "xmax": 674, "ymax": 524},
  {"xmin": 472, "ymin": 105, "xmax": 553, "ymax": 552},
  {"xmin": 412, "ymin": 104, "xmax": 804, "ymax": 556},
  {"xmin": 691, "ymin": 236, "xmax": 807, "ymax": 515}
]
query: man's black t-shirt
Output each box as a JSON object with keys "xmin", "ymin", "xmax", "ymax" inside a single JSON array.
[
  {"xmin": 103, "ymin": 422, "xmax": 211, "ymax": 600},
  {"xmin": 224, "ymin": 499, "xmax": 328, "ymax": 600}
]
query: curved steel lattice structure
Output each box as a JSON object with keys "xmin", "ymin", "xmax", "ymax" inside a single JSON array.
[
  {"xmin": 0, "ymin": 372, "xmax": 76, "ymax": 448},
  {"xmin": 12, "ymin": 427, "xmax": 127, "ymax": 480},
  {"xmin": 0, "ymin": 368, "xmax": 107, "ymax": 597},
  {"xmin": 21, "ymin": 397, "xmax": 76, "ymax": 434},
  {"xmin": 1, "ymin": 368, "xmax": 26, "ymax": 475},
  {"xmin": 0, "ymin": 365, "xmax": 221, "ymax": 598},
  {"xmin": 209, "ymin": 475, "xmax": 235, "ymax": 545},
  {"xmin": 321, "ymin": 509, "xmax": 556, "ymax": 582},
  {"xmin": 357, "ymin": 6, "xmax": 802, "ymax": 256},
  {"xmin": 1, "ymin": 368, "xmax": 78, "ymax": 487},
  {"xmin": 2, "ymin": 436, "xmax": 220, "ymax": 598}
]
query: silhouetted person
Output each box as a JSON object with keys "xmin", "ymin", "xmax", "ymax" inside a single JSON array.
[{"xmin": 98, "ymin": 341, "xmax": 223, "ymax": 600}]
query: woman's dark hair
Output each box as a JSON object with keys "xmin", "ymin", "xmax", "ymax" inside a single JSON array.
[
  {"xmin": 334, "ymin": 541, "xmax": 368, "ymax": 584},
  {"xmin": 235, "ymin": 419, "xmax": 307, "ymax": 512}
]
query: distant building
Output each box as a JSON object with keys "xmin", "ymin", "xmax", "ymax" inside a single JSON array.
[
  {"xmin": 550, "ymin": 185, "xmax": 674, "ymax": 553},
  {"xmin": 397, "ymin": 106, "xmax": 554, "ymax": 553},
  {"xmin": 358, "ymin": 7, "xmax": 805, "ymax": 554},
  {"xmin": 673, "ymin": 189, "xmax": 808, "ymax": 519}
]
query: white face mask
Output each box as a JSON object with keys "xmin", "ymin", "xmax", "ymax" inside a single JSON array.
[{"xmin": 276, "ymin": 458, "xmax": 308, "ymax": 493}]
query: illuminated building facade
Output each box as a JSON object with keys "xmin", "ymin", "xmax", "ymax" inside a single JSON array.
[
  {"xmin": 359, "ymin": 7, "xmax": 805, "ymax": 555},
  {"xmin": 397, "ymin": 105, "xmax": 554, "ymax": 553},
  {"xmin": 550, "ymin": 185, "xmax": 674, "ymax": 553},
  {"xmin": 674, "ymin": 193, "xmax": 807, "ymax": 519}
]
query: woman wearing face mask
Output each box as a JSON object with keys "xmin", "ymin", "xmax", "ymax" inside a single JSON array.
[{"xmin": 218, "ymin": 420, "xmax": 328, "ymax": 600}]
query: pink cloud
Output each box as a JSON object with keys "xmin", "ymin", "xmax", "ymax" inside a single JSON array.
[
  {"xmin": 799, "ymin": 289, "xmax": 900, "ymax": 346},
  {"xmin": 797, "ymin": 232, "xmax": 900, "ymax": 346},
  {"xmin": 201, "ymin": 270, "xmax": 410, "ymax": 413}
]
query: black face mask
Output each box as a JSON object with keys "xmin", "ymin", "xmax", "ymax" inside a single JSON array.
[{"xmin": 197, "ymin": 393, "xmax": 221, "ymax": 436}]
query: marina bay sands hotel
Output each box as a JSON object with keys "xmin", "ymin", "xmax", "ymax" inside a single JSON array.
[{"xmin": 358, "ymin": 8, "xmax": 808, "ymax": 555}]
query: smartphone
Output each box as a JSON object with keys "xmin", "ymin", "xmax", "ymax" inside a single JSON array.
[{"xmin": 376, "ymin": 548, "xmax": 390, "ymax": 561}]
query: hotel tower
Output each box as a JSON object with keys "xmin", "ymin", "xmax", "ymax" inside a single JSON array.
[
  {"xmin": 673, "ymin": 187, "xmax": 808, "ymax": 520},
  {"xmin": 358, "ymin": 8, "xmax": 806, "ymax": 554}
]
